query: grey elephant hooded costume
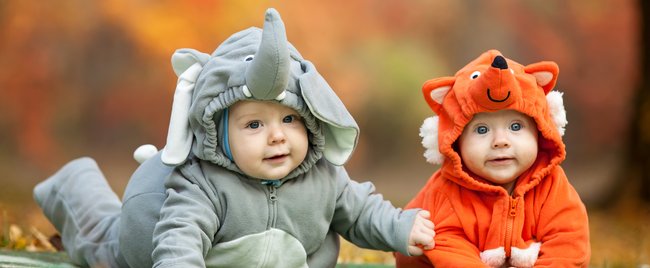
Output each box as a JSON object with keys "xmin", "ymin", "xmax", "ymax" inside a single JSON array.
[{"xmin": 34, "ymin": 9, "xmax": 419, "ymax": 268}]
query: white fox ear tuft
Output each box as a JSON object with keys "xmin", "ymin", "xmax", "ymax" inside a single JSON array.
[
  {"xmin": 546, "ymin": 91, "xmax": 567, "ymax": 136},
  {"xmin": 420, "ymin": 116, "xmax": 443, "ymax": 165}
]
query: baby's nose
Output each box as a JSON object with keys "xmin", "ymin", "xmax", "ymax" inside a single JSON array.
[
  {"xmin": 268, "ymin": 126, "xmax": 286, "ymax": 144},
  {"xmin": 492, "ymin": 131, "xmax": 510, "ymax": 148}
]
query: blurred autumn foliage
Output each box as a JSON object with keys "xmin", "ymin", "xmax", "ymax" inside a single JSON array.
[{"xmin": 0, "ymin": 0, "xmax": 648, "ymax": 266}]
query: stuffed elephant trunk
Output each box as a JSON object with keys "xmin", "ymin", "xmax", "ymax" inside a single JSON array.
[{"xmin": 245, "ymin": 8, "xmax": 290, "ymax": 100}]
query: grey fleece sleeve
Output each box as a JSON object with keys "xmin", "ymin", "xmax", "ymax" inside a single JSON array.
[
  {"xmin": 151, "ymin": 169, "xmax": 219, "ymax": 268},
  {"xmin": 330, "ymin": 166, "xmax": 419, "ymax": 256}
]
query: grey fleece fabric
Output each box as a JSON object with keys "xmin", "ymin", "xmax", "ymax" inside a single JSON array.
[
  {"xmin": 151, "ymin": 158, "xmax": 416, "ymax": 267},
  {"xmin": 33, "ymin": 153, "xmax": 417, "ymax": 268}
]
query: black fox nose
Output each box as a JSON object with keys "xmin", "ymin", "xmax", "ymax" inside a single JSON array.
[{"xmin": 491, "ymin": 55, "xmax": 508, "ymax": 69}]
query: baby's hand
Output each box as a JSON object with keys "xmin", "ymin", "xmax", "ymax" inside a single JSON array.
[{"xmin": 407, "ymin": 210, "xmax": 435, "ymax": 256}]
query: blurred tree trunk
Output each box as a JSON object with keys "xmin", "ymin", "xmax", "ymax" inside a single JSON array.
[{"xmin": 627, "ymin": 0, "xmax": 650, "ymax": 203}]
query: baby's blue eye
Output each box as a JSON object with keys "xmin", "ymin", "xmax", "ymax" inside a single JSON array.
[
  {"xmin": 283, "ymin": 115, "xmax": 295, "ymax": 123},
  {"xmin": 510, "ymin": 123, "xmax": 522, "ymax": 131},
  {"xmin": 476, "ymin": 126, "xmax": 488, "ymax": 134},
  {"xmin": 248, "ymin": 121, "xmax": 260, "ymax": 129}
]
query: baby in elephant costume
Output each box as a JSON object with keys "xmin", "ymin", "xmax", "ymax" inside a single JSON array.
[{"xmin": 34, "ymin": 8, "xmax": 435, "ymax": 268}]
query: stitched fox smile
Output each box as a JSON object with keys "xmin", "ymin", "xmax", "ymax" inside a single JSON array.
[{"xmin": 487, "ymin": 88, "xmax": 511, "ymax": 103}]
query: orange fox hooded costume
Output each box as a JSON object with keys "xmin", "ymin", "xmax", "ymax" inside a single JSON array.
[{"xmin": 395, "ymin": 50, "xmax": 590, "ymax": 267}]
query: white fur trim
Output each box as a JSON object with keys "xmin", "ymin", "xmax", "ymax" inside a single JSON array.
[
  {"xmin": 430, "ymin": 86, "xmax": 451, "ymax": 104},
  {"xmin": 480, "ymin": 247, "xmax": 506, "ymax": 268},
  {"xmin": 134, "ymin": 144, "xmax": 158, "ymax": 164},
  {"xmin": 510, "ymin": 242, "xmax": 541, "ymax": 268},
  {"xmin": 546, "ymin": 91, "xmax": 567, "ymax": 136},
  {"xmin": 420, "ymin": 116, "xmax": 443, "ymax": 165}
]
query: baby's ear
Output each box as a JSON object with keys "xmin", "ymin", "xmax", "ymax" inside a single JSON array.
[
  {"xmin": 422, "ymin": 77, "xmax": 455, "ymax": 112},
  {"xmin": 524, "ymin": 61, "xmax": 559, "ymax": 94}
]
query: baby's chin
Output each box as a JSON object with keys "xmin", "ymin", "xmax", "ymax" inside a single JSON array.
[
  {"xmin": 250, "ymin": 170, "xmax": 293, "ymax": 180},
  {"xmin": 480, "ymin": 171, "xmax": 522, "ymax": 186}
]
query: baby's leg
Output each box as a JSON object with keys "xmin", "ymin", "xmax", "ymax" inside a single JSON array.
[
  {"xmin": 33, "ymin": 157, "xmax": 128, "ymax": 267},
  {"xmin": 119, "ymin": 152, "xmax": 172, "ymax": 268}
]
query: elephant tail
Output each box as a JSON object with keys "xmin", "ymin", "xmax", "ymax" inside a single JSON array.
[{"xmin": 133, "ymin": 144, "xmax": 159, "ymax": 164}]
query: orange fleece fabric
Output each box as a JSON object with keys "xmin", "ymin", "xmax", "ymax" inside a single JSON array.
[{"xmin": 395, "ymin": 50, "xmax": 590, "ymax": 267}]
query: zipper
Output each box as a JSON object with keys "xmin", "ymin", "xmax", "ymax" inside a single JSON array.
[
  {"xmin": 266, "ymin": 185, "xmax": 278, "ymax": 229},
  {"xmin": 504, "ymin": 197, "xmax": 518, "ymax": 257},
  {"xmin": 260, "ymin": 180, "xmax": 280, "ymax": 266}
]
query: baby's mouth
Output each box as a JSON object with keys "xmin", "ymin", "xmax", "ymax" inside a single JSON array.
[
  {"xmin": 487, "ymin": 157, "xmax": 514, "ymax": 165},
  {"xmin": 265, "ymin": 153, "xmax": 289, "ymax": 161}
]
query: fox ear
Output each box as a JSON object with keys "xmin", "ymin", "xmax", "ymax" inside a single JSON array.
[
  {"xmin": 524, "ymin": 61, "xmax": 559, "ymax": 94},
  {"xmin": 422, "ymin": 77, "xmax": 455, "ymax": 112}
]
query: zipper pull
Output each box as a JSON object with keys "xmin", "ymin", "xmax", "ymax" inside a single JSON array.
[
  {"xmin": 509, "ymin": 198, "xmax": 518, "ymax": 217},
  {"xmin": 268, "ymin": 186, "xmax": 277, "ymax": 202},
  {"xmin": 261, "ymin": 180, "xmax": 280, "ymax": 201}
]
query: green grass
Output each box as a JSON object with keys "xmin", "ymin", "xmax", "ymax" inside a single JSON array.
[{"xmin": 0, "ymin": 250, "xmax": 76, "ymax": 268}]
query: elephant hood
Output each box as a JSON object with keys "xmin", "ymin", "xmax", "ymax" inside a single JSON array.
[{"xmin": 160, "ymin": 9, "xmax": 359, "ymax": 180}]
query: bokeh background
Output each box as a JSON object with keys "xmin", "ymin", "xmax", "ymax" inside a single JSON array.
[{"xmin": 1, "ymin": 0, "xmax": 648, "ymax": 266}]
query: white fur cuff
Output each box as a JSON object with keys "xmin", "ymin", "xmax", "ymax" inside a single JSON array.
[
  {"xmin": 510, "ymin": 242, "xmax": 541, "ymax": 268},
  {"xmin": 480, "ymin": 247, "xmax": 506, "ymax": 268}
]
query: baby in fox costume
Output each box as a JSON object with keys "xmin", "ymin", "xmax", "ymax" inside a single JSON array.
[{"xmin": 395, "ymin": 50, "xmax": 590, "ymax": 267}]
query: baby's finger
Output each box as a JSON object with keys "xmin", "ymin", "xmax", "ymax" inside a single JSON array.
[
  {"xmin": 418, "ymin": 210, "xmax": 431, "ymax": 219},
  {"xmin": 421, "ymin": 219, "xmax": 434, "ymax": 229},
  {"xmin": 420, "ymin": 226, "xmax": 435, "ymax": 237},
  {"xmin": 408, "ymin": 245, "xmax": 424, "ymax": 256},
  {"xmin": 413, "ymin": 223, "xmax": 435, "ymax": 237},
  {"xmin": 422, "ymin": 241, "xmax": 435, "ymax": 250},
  {"xmin": 414, "ymin": 232, "xmax": 434, "ymax": 245}
]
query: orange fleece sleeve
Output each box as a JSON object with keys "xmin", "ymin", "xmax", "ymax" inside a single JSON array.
[
  {"xmin": 423, "ymin": 193, "xmax": 488, "ymax": 267},
  {"xmin": 532, "ymin": 167, "xmax": 590, "ymax": 267},
  {"xmin": 396, "ymin": 177, "xmax": 488, "ymax": 267}
]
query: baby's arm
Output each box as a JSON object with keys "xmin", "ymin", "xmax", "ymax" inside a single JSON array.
[
  {"xmin": 151, "ymin": 168, "xmax": 219, "ymax": 268},
  {"xmin": 329, "ymin": 166, "xmax": 429, "ymax": 256}
]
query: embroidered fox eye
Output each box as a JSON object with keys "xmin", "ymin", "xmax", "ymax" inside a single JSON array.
[
  {"xmin": 244, "ymin": 55, "xmax": 255, "ymax": 61},
  {"xmin": 510, "ymin": 122, "xmax": 522, "ymax": 131},
  {"xmin": 470, "ymin": 71, "xmax": 481, "ymax": 80},
  {"xmin": 476, "ymin": 126, "xmax": 488, "ymax": 134}
]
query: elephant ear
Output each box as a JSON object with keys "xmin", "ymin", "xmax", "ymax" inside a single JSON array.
[
  {"xmin": 299, "ymin": 60, "xmax": 359, "ymax": 166},
  {"xmin": 161, "ymin": 49, "xmax": 210, "ymax": 166},
  {"xmin": 171, "ymin": 49, "xmax": 211, "ymax": 76}
]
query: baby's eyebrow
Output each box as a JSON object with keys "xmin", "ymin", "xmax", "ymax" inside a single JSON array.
[{"xmin": 232, "ymin": 112, "xmax": 262, "ymax": 122}]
